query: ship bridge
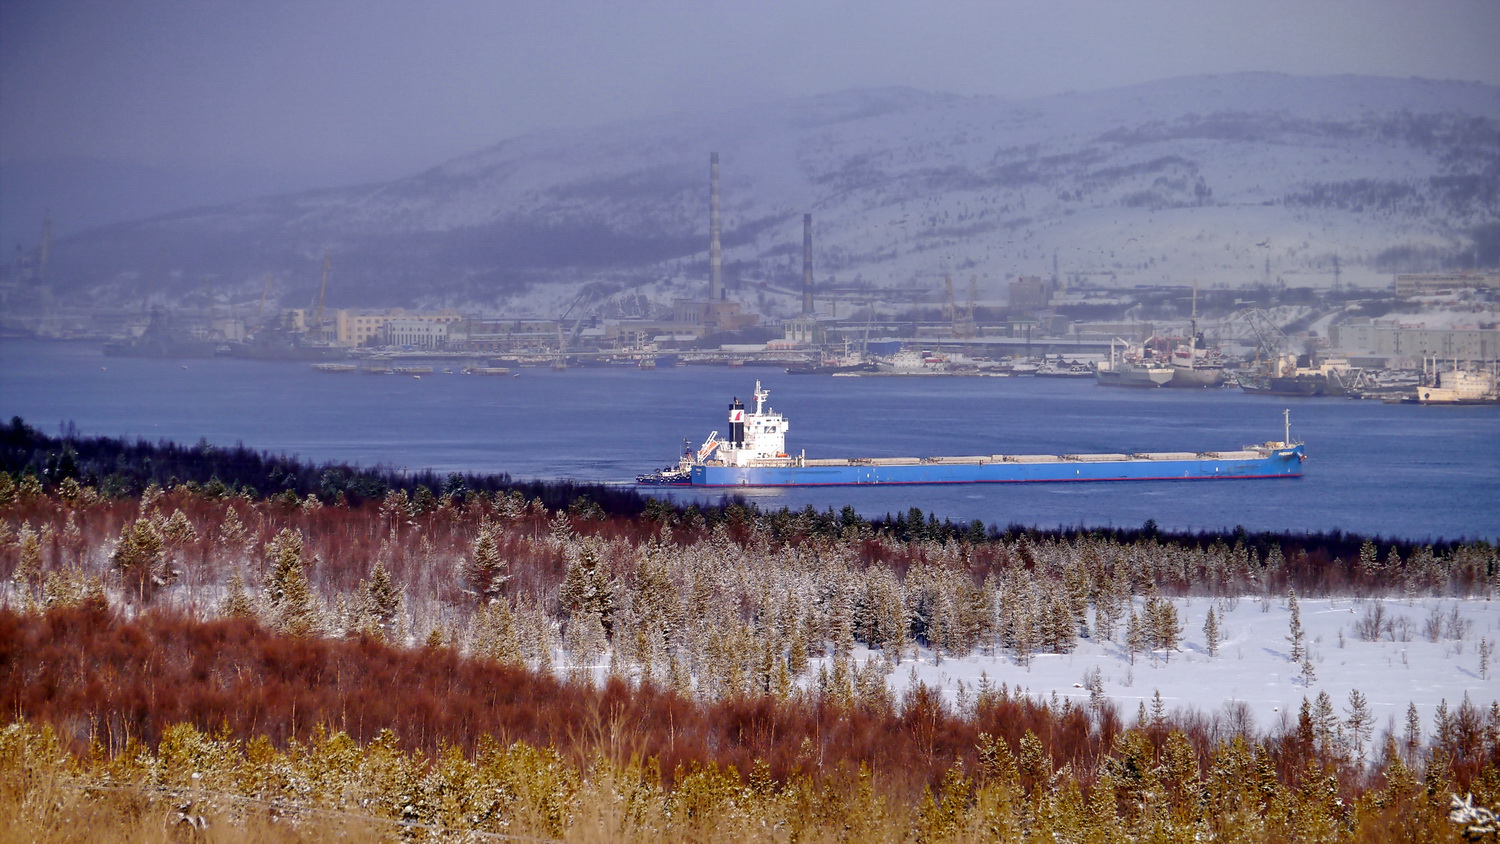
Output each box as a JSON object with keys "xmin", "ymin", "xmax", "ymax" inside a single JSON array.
[{"xmin": 715, "ymin": 381, "xmax": 790, "ymax": 467}]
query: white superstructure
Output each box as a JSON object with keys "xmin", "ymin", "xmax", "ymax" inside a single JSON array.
[
  {"xmin": 714, "ymin": 381, "xmax": 790, "ymax": 467},
  {"xmin": 1417, "ymin": 362, "xmax": 1499, "ymax": 404}
]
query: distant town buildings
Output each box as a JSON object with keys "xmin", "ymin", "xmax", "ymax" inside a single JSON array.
[
  {"xmin": 1393, "ymin": 272, "xmax": 1500, "ymax": 297},
  {"xmin": 285, "ymin": 308, "xmax": 463, "ymax": 347},
  {"xmin": 1008, "ymin": 276, "xmax": 1057, "ymax": 312},
  {"xmin": 671, "ymin": 299, "xmax": 760, "ymax": 331},
  {"xmin": 1331, "ymin": 319, "xmax": 1499, "ymax": 360}
]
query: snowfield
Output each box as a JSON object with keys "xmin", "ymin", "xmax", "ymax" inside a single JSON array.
[{"xmin": 869, "ymin": 595, "xmax": 1498, "ymax": 750}]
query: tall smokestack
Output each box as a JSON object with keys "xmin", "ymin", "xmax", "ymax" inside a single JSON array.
[
  {"xmin": 802, "ymin": 213, "xmax": 814, "ymax": 315},
  {"xmin": 709, "ymin": 152, "xmax": 722, "ymax": 301}
]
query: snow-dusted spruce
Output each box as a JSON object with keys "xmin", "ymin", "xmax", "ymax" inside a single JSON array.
[
  {"xmin": 4, "ymin": 471, "xmax": 1496, "ymax": 754},
  {"xmin": 7, "ymin": 469, "xmax": 1500, "ymax": 840}
]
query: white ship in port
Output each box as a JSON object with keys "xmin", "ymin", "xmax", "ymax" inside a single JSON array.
[
  {"xmin": 1167, "ymin": 335, "xmax": 1228, "ymax": 387},
  {"xmin": 1165, "ymin": 284, "xmax": 1227, "ymax": 388},
  {"xmin": 1096, "ymin": 338, "xmax": 1174, "ymax": 387},
  {"xmin": 1415, "ymin": 359, "xmax": 1499, "ymax": 405}
]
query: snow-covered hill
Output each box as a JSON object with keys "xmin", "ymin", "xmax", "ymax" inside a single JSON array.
[
  {"xmin": 47, "ymin": 73, "xmax": 1500, "ymax": 313},
  {"xmin": 878, "ymin": 595, "xmax": 1499, "ymax": 752}
]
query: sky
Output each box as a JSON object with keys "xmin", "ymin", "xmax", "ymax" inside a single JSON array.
[{"xmin": 2, "ymin": 0, "xmax": 1499, "ymax": 246}]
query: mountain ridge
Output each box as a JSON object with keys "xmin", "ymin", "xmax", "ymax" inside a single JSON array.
[{"xmin": 29, "ymin": 72, "xmax": 1500, "ymax": 314}]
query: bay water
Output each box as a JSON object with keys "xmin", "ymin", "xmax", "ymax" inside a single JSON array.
[{"xmin": 2, "ymin": 339, "xmax": 1496, "ymax": 542}]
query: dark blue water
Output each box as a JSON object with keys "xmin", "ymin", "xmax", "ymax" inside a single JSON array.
[{"xmin": 3, "ymin": 339, "xmax": 1496, "ymax": 541}]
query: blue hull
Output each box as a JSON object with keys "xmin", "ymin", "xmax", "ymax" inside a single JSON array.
[{"xmin": 687, "ymin": 445, "xmax": 1304, "ymax": 487}]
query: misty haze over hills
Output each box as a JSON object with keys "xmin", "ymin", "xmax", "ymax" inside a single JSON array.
[{"xmin": 28, "ymin": 73, "xmax": 1500, "ymax": 315}]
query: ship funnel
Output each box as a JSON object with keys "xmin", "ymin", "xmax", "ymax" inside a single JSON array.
[{"xmin": 728, "ymin": 396, "xmax": 745, "ymax": 446}]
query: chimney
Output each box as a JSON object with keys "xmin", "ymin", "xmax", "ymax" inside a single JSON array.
[
  {"xmin": 802, "ymin": 213, "xmax": 814, "ymax": 315},
  {"xmin": 709, "ymin": 152, "xmax": 722, "ymax": 301}
]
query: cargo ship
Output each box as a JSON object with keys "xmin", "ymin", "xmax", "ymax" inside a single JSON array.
[
  {"xmin": 1095, "ymin": 339, "xmax": 1174, "ymax": 387},
  {"xmin": 1237, "ymin": 354, "xmax": 1357, "ymax": 398},
  {"xmin": 637, "ymin": 382, "xmax": 1305, "ymax": 487}
]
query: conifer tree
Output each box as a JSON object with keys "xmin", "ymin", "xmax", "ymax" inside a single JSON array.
[
  {"xmin": 1016, "ymin": 730, "xmax": 1052, "ymax": 803},
  {"xmin": 548, "ymin": 510, "xmax": 574, "ymax": 544},
  {"xmin": 1286, "ymin": 589, "xmax": 1305, "ymax": 663},
  {"xmin": 1404, "ymin": 701, "xmax": 1423, "ymax": 765},
  {"xmin": 1345, "ymin": 688, "xmax": 1374, "ymax": 759},
  {"xmin": 563, "ymin": 610, "xmax": 607, "ymax": 685},
  {"xmin": 560, "ymin": 542, "xmax": 614, "ymax": 633},
  {"xmin": 1313, "ymin": 691, "xmax": 1339, "ymax": 756},
  {"xmin": 1297, "ymin": 697, "xmax": 1317, "ymax": 751},
  {"xmin": 362, "ymin": 561, "xmax": 402, "ymax": 639},
  {"xmin": 1203, "ymin": 607, "xmax": 1221, "ymax": 657},
  {"xmin": 1124, "ymin": 607, "xmax": 1146, "ymax": 666},
  {"xmin": 221, "ymin": 569, "xmax": 255, "ymax": 619},
  {"xmin": 462, "ymin": 521, "xmax": 509, "ymax": 605},
  {"xmin": 264, "ymin": 528, "xmax": 318, "ymax": 636},
  {"xmin": 111, "ymin": 516, "xmax": 171, "ymax": 605},
  {"xmin": 957, "ymin": 577, "xmax": 997, "ymax": 655},
  {"xmin": 471, "ymin": 600, "xmax": 522, "ymax": 665},
  {"xmin": 1434, "ymin": 698, "xmax": 1456, "ymax": 750},
  {"xmin": 1263, "ymin": 544, "xmax": 1286, "ymax": 588},
  {"xmin": 787, "ymin": 622, "xmax": 810, "ymax": 677},
  {"xmin": 1147, "ymin": 593, "xmax": 1183, "ymax": 662},
  {"xmin": 215, "ymin": 508, "xmax": 251, "ymax": 564},
  {"xmin": 159, "ymin": 508, "xmax": 197, "ymax": 553},
  {"xmin": 12, "ymin": 523, "xmax": 41, "ymax": 607},
  {"xmin": 379, "ymin": 489, "xmax": 411, "ymax": 525},
  {"xmin": 60, "ymin": 512, "xmax": 84, "ymax": 567},
  {"xmin": 1359, "ymin": 540, "xmax": 1381, "ymax": 589},
  {"xmin": 1047, "ymin": 585, "xmax": 1079, "ymax": 654},
  {"xmin": 633, "ymin": 541, "xmax": 682, "ymax": 646},
  {"xmin": 1092, "ymin": 588, "xmax": 1121, "ymax": 643}
]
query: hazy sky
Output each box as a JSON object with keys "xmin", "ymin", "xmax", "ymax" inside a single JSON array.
[
  {"xmin": 5, "ymin": 0, "xmax": 1499, "ymax": 176},
  {"xmin": 1, "ymin": 0, "xmax": 1498, "ymax": 244}
]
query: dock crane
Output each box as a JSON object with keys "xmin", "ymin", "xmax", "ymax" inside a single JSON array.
[
  {"xmin": 942, "ymin": 274, "xmax": 978, "ymax": 339},
  {"xmin": 1241, "ymin": 309, "xmax": 1294, "ymax": 376},
  {"xmin": 960, "ymin": 275, "xmax": 977, "ymax": 338},
  {"xmin": 943, "ymin": 274, "xmax": 957, "ymax": 332},
  {"xmin": 556, "ymin": 287, "xmax": 600, "ymax": 354}
]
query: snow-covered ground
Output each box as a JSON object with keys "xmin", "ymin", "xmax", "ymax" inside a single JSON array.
[{"xmin": 862, "ymin": 595, "xmax": 1498, "ymax": 745}]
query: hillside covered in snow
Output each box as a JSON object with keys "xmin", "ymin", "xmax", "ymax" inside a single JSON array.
[{"xmin": 45, "ymin": 73, "xmax": 1500, "ymax": 314}]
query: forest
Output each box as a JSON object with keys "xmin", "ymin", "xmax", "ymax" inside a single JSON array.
[{"xmin": 3, "ymin": 418, "xmax": 1499, "ymax": 841}]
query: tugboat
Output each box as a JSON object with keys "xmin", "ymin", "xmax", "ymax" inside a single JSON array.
[
  {"xmin": 636, "ymin": 439, "xmax": 702, "ymax": 485},
  {"xmin": 785, "ymin": 348, "xmax": 879, "ymax": 375}
]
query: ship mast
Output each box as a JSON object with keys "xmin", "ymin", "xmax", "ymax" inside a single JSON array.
[{"xmin": 1189, "ymin": 281, "xmax": 1199, "ymax": 365}]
